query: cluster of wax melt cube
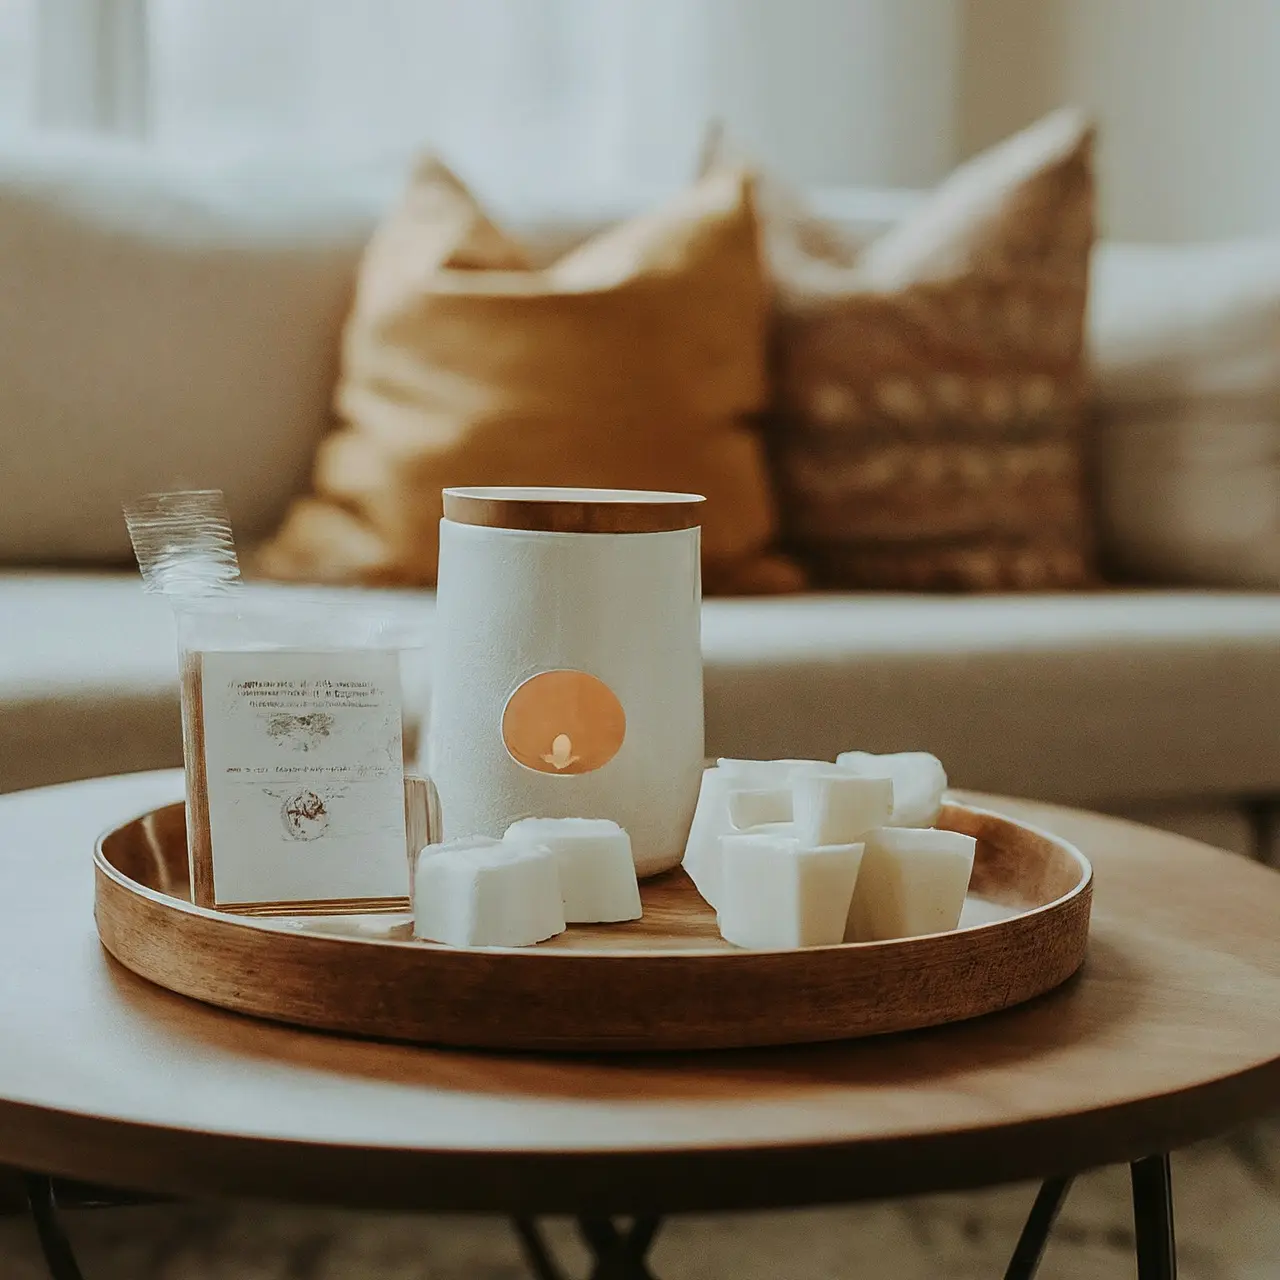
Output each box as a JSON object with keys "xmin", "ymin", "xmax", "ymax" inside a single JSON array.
[
  {"xmin": 684, "ymin": 751, "xmax": 977, "ymax": 949},
  {"xmin": 413, "ymin": 818, "xmax": 642, "ymax": 948},
  {"xmin": 411, "ymin": 750, "xmax": 973, "ymax": 953}
]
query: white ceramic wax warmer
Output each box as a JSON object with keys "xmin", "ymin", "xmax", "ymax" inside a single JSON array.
[{"xmin": 428, "ymin": 487, "xmax": 705, "ymax": 877}]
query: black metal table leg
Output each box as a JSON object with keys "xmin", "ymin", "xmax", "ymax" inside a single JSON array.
[
  {"xmin": 513, "ymin": 1217, "xmax": 570, "ymax": 1280},
  {"xmin": 22, "ymin": 1175, "xmax": 87, "ymax": 1280},
  {"xmin": 579, "ymin": 1216, "xmax": 660, "ymax": 1279},
  {"xmin": 1131, "ymin": 1154, "xmax": 1177, "ymax": 1279},
  {"xmin": 510, "ymin": 1216, "xmax": 662, "ymax": 1280},
  {"xmin": 17, "ymin": 1162, "xmax": 1173, "ymax": 1280},
  {"xmin": 1003, "ymin": 1175, "xmax": 1073, "ymax": 1280}
]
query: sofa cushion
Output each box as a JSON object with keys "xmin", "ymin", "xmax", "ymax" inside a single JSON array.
[
  {"xmin": 0, "ymin": 574, "xmax": 434, "ymax": 795},
  {"xmin": 700, "ymin": 593, "xmax": 1280, "ymax": 806},
  {"xmin": 257, "ymin": 160, "xmax": 799, "ymax": 595},
  {"xmin": 0, "ymin": 138, "xmax": 390, "ymax": 563},
  {"xmin": 764, "ymin": 110, "xmax": 1097, "ymax": 591},
  {"xmin": 1090, "ymin": 237, "xmax": 1280, "ymax": 587},
  {"xmin": 2, "ymin": 574, "xmax": 1277, "ymax": 810}
]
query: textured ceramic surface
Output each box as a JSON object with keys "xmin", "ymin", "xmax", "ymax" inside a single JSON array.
[{"xmin": 428, "ymin": 502, "xmax": 704, "ymax": 877}]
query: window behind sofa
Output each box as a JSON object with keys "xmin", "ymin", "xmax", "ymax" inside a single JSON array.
[
  {"xmin": 3, "ymin": 0, "xmax": 1280, "ymax": 239},
  {"xmin": 0, "ymin": 0, "xmax": 960, "ymax": 198}
]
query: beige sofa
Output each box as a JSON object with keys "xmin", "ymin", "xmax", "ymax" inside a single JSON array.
[{"xmin": 2, "ymin": 138, "xmax": 1276, "ymax": 859}]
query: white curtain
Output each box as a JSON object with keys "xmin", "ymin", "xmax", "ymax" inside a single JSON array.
[
  {"xmin": 6, "ymin": 0, "xmax": 1280, "ymax": 237},
  {"xmin": 0, "ymin": 0, "xmax": 147, "ymax": 133},
  {"xmin": 143, "ymin": 0, "xmax": 960, "ymax": 196},
  {"xmin": 0, "ymin": 0, "xmax": 33, "ymax": 127}
]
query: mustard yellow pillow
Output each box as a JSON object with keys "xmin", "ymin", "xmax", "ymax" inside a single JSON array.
[{"xmin": 258, "ymin": 159, "xmax": 801, "ymax": 595}]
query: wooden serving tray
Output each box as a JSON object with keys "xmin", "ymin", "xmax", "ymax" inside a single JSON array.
[{"xmin": 94, "ymin": 799, "xmax": 1092, "ymax": 1052}]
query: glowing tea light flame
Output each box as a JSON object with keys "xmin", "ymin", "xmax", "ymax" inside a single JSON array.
[
  {"xmin": 502, "ymin": 670, "xmax": 626, "ymax": 775},
  {"xmin": 542, "ymin": 733, "xmax": 580, "ymax": 771}
]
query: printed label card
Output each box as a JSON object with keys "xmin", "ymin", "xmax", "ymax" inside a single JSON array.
[{"xmin": 199, "ymin": 649, "xmax": 407, "ymax": 909}]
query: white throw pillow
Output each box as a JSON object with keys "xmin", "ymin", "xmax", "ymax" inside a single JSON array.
[
  {"xmin": 0, "ymin": 137, "xmax": 392, "ymax": 562},
  {"xmin": 1090, "ymin": 239, "xmax": 1280, "ymax": 587}
]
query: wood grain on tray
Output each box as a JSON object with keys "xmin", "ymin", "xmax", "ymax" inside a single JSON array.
[{"xmin": 94, "ymin": 799, "xmax": 1091, "ymax": 1052}]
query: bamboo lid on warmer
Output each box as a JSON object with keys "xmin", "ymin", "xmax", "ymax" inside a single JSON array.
[{"xmin": 442, "ymin": 487, "xmax": 705, "ymax": 534}]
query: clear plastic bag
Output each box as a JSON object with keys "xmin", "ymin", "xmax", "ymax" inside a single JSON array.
[{"xmin": 126, "ymin": 492, "xmax": 421, "ymax": 912}]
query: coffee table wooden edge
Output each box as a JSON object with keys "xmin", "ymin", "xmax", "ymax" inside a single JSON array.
[
  {"xmin": 3, "ymin": 1060, "xmax": 1278, "ymax": 1215},
  {"xmin": 6, "ymin": 778, "xmax": 1280, "ymax": 1217}
]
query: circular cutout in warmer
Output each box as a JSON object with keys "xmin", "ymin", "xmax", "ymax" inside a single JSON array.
[{"xmin": 502, "ymin": 670, "xmax": 626, "ymax": 775}]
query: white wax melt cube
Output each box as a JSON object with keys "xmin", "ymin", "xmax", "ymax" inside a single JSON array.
[
  {"xmin": 792, "ymin": 771, "xmax": 893, "ymax": 846},
  {"xmin": 845, "ymin": 826, "xmax": 976, "ymax": 942},
  {"xmin": 718, "ymin": 758, "xmax": 829, "ymax": 784},
  {"xmin": 683, "ymin": 766, "xmax": 732, "ymax": 907},
  {"xmin": 416, "ymin": 833, "xmax": 498, "ymax": 867},
  {"xmin": 743, "ymin": 821, "xmax": 797, "ymax": 838},
  {"xmin": 414, "ymin": 840, "xmax": 566, "ymax": 948},
  {"xmin": 728, "ymin": 787, "xmax": 793, "ymax": 830},
  {"xmin": 835, "ymin": 751, "xmax": 948, "ymax": 827},
  {"xmin": 718, "ymin": 832, "xmax": 865, "ymax": 950},
  {"xmin": 686, "ymin": 761, "xmax": 830, "ymax": 909},
  {"xmin": 504, "ymin": 817, "xmax": 641, "ymax": 924},
  {"xmin": 412, "ymin": 833, "xmax": 499, "ymax": 899}
]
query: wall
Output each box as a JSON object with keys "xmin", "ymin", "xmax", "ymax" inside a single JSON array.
[
  {"xmin": 6, "ymin": 0, "xmax": 1279, "ymax": 242},
  {"xmin": 961, "ymin": 0, "xmax": 1280, "ymax": 241}
]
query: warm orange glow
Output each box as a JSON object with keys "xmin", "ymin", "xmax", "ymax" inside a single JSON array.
[{"xmin": 502, "ymin": 670, "xmax": 626, "ymax": 776}]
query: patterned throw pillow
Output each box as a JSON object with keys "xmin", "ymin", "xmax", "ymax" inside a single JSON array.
[
  {"xmin": 766, "ymin": 110, "xmax": 1096, "ymax": 590},
  {"xmin": 257, "ymin": 159, "xmax": 802, "ymax": 595}
]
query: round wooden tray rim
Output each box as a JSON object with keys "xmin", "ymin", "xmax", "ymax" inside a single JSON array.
[
  {"xmin": 92, "ymin": 801, "xmax": 1091, "ymax": 959},
  {"xmin": 91, "ymin": 796, "xmax": 1095, "ymax": 1051}
]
